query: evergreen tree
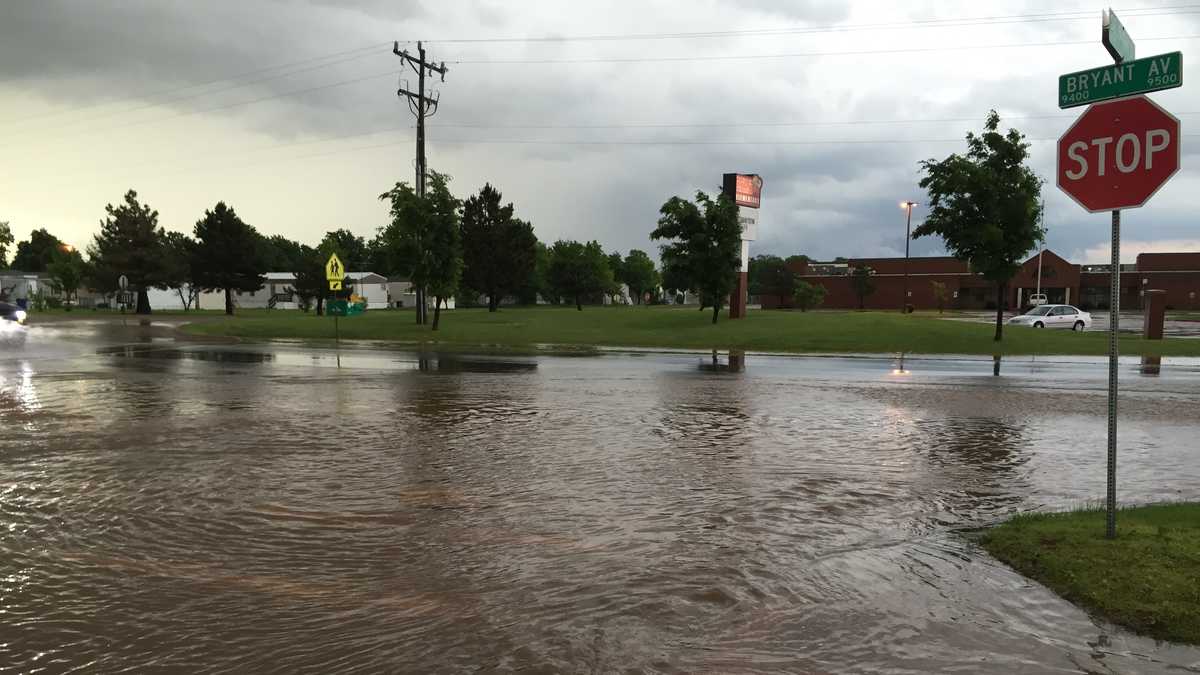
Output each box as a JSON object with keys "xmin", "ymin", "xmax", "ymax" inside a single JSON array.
[
  {"xmin": 191, "ymin": 202, "xmax": 267, "ymax": 315},
  {"xmin": 87, "ymin": 190, "xmax": 168, "ymax": 314}
]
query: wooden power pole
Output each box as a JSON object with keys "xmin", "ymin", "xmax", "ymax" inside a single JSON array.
[{"xmin": 394, "ymin": 40, "xmax": 447, "ymax": 325}]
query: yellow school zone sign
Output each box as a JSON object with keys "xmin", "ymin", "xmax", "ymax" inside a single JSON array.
[{"xmin": 325, "ymin": 253, "xmax": 344, "ymax": 281}]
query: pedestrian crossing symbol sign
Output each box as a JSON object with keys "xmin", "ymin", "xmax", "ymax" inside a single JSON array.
[{"xmin": 325, "ymin": 253, "xmax": 344, "ymax": 281}]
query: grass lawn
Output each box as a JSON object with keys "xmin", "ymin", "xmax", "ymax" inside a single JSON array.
[
  {"xmin": 179, "ymin": 305, "xmax": 1200, "ymax": 356},
  {"xmin": 982, "ymin": 504, "xmax": 1200, "ymax": 644}
]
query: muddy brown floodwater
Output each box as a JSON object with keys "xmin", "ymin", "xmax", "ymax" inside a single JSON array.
[{"xmin": 2, "ymin": 321, "xmax": 1200, "ymax": 673}]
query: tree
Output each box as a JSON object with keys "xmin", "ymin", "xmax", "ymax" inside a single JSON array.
[
  {"xmin": 46, "ymin": 247, "xmax": 86, "ymax": 308},
  {"xmin": 162, "ymin": 231, "xmax": 200, "ymax": 310},
  {"xmin": 11, "ymin": 228, "xmax": 64, "ymax": 273},
  {"xmin": 319, "ymin": 229, "xmax": 369, "ymax": 270},
  {"xmin": 291, "ymin": 247, "xmax": 327, "ymax": 315},
  {"xmin": 460, "ymin": 184, "xmax": 538, "ymax": 311},
  {"xmin": 793, "ymin": 280, "xmax": 827, "ymax": 312},
  {"xmin": 931, "ymin": 281, "xmax": 949, "ymax": 314},
  {"xmin": 88, "ymin": 190, "xmax": 169, "ymax": 314},
  {"xmin": 547, "ymin": 239, "xmax": 613, "ymax": 311},
  {"xmin": 421, "ymin": 172, "xmax": 463, "ymax": 331},
  {"xmin": 785, "ymin": 254, "xmax": 811, "ymax": 269},
  {"xmin": 191, "ymin": 202, "xmax": 267, "ymax": 315},
  {"xmin": 0, "ymin": 221, "xmax": 12, "ymax": 269},
  {"xmin": 517, "ymin": 241, "xmax": 552, "ymax": 305},
  {"xmin": 650, "ymin": 190, "xmax": 741, "ymax": 324},
  {"xmin": 913, "ymin": 110, "xmax": 1044, "ymax": 341},
  {"xmin": 261, "ymin": 235, "xmax": 308, "ymax": 272},
  {"xmin": 379, "ymin": 171, "xmax": 463, "ymax": 329},
  {"xmin": 748, "ymin": 254, "xmax": 795, "ymax": 307},
  {"xmin": 659, "ymin": 249, "xmax": 692, "ymax": 304},
  {"xmin": 851, "ymin": 266, "xmax": 876, "ymax": 310},
  {"xmin": 622, "ymin": 249, "xmax": 659, "ymax": 305}
]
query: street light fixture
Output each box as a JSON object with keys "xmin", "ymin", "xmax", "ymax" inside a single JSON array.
[{"xmin": 900, "ymin": 201, "xmax": 918, "ymax": 313}]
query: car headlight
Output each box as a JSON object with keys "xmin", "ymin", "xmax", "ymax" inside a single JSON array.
[{"xmin": 14, "ymin": 310, "xmax": 27, "ymax": 324}]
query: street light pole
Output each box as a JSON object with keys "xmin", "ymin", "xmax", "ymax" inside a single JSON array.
[{"xmin": 901, "ymin": 201, "xmax": 917, "ymax": 313}]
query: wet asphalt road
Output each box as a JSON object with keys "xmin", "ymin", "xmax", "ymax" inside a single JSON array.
[{"xmin": 1, "ymin": 320, "xmax": 1199, "ymax": 673}]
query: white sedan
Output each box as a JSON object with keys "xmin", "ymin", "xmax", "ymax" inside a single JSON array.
[{"xmin": 1008, "ymin": 304, "xmax": 1092, "ymax": 331}]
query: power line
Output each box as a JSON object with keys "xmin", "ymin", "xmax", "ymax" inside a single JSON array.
[
  {"xmin": 0, "ymin": 42, "xmax": 392, "ymax": 129},
  {"xmin": 424, "ymin": 5, "xmax": 1200, "ymax": 43},
  {"xmin": 0, "ymin": 68, "xmax": 401, "ymax": 152},
  {"xmin": 448, "ymin": 34, "xmax": 1200, "ymax": 64}
]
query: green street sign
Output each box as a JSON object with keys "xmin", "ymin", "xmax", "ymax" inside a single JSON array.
[
  {"xmin": 1059, "ymin": 51, "xmax": 1182, "ymax": 109},
  {"xmin": 346, "ymin": 302, "xmax": 365, "ymax": 316},
  {"xmin": 327, "ymin": 299, "xmax": 349, "ymax": 317},
  {"xmin": 1102, "ymin": 9, "xmax": 1135, "ymax": 64}
]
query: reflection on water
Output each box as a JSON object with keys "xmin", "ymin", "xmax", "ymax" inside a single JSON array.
[
  {"xmin": 1, "ymin": 345, "xmax": 1199, "ymax": 673},
  {"xmin": 1142, "ymin": 355, "xmax": 1162, "ymax": 375}
]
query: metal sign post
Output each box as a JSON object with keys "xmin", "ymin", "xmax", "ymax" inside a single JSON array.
[{"xmin": 1056, "ymin": 12, "xmax": 1183, "ymax": 540}]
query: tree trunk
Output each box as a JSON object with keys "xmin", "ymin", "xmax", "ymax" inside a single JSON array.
[
  {"xmin": 135, "ymin": 288, "xmax": 151, "ymax": 315},
  {"xmin": 176, "ymin": 288, "xmax": 188, "ymax": 311},
  {"xmin": 994, "ymin": 282, "xmax": 1005, "ymax": 342},
  {"xmin": 433, "ymin": 295, "xmax": 442, "ymax": 331},
  {"xmin": 575, "ymin": 295, "xmax": 582, "ymax": 311},
  {"xmin": 488, "ymin": 294, "xmax": 498, "ymax": 312},
  {"xmin": 415, "ymin": 288, "xmax": 424, "ymax": 325},
  {"xmin": 711, "ymin": 302, "xmax": 721, "ymax": 324},
  {"xmin": 224, "ymin": 287, "xmax": 234, "ymax": 316},
  {"xmin": 316, "ymin": 296, "xmax": 324, "ymax": 316},
  {"xmin": 858, "ymin": 294, "xmax": 864, "ymax": 310}
]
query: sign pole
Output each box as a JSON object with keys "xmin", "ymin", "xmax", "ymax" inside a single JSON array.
[
  {"xmin": 1106, "ymin": 209, "xmax": 1120, "ymax": 539},
  {"xmin": 335, "ymin": 311, "xmax": 341, "ymax": 369}
]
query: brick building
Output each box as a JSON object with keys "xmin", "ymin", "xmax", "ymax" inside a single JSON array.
[{"xmin": 763, "ymin": 250, "xmax": 1200, "ymax": 312}]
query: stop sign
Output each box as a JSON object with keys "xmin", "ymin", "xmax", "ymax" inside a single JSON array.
[{"xmin": 1057, "ymin": 95, "xmax": 1180, "ymax": 213}]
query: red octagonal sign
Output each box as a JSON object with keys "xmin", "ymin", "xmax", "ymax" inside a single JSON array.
[{"xmin": 1057, "ymin": 95, "xmax": 1181, "ymax": 213}]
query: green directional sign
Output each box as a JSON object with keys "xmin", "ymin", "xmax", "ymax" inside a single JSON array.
[
  {"xmin": 327, "ymin": 299, "xmax": 349, "ymax": 317},
  {"xmin": 1058, "ymin": 51, "xmax": 1182, "ymax": 109}
]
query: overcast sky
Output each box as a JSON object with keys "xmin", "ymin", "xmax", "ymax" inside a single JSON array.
[{"xmin": 1, "ymin": 0, "xmax": 1198, "ymax": 266}]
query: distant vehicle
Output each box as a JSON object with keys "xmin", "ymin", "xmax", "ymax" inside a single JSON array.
[
  {"xmin": 0, "ymin": 301, "xmax": 28, "ymax": 325},
  {"xmin": 1009, "ymin": 304, "xmax": 1091, "ymax": 331},
  {"xmin": 1028, "ymin": 293, "xmax": 1048, "ymax": 306}
]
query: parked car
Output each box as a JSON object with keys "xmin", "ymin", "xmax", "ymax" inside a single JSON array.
[
  {"xmin": 0, "ymin": 301, "xmax": 28, "ymax": 325},
  {"xmin": 1008, "ymin": 304, "xmax": 1091, "ymax": 331}
]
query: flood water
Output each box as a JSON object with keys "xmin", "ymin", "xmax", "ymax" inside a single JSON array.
[{"xmin": 3, "ymin": 321, "xmax": 1200, "ymax": 673}]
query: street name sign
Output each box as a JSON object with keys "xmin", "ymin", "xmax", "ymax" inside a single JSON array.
[
  {"xmin": 1102, "ymin": 9, "xmax": 1135, "ymax": 63},
  {"xmin": 325, "ymin": 253, "xmax": 344, "ymax": 281},
  {"xmin": 327, "ymin": 299, "xmax": 348, "ymax": 317},
  {"xmin": 1057, "ymin": 95, "xmax": 1180, "ymax": 213},
  {"xmin": 1059, "ymin": 51, "xmax": 1182, "ymax": 108}
]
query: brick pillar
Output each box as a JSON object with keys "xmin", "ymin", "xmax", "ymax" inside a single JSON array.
[
  {"xmin": 730, "ymin": 271, "xmax": 748, "ymax": 318},
  {"xmin": 1143, "ymin": 289, "xmax": 1167, "ymax": 339}
]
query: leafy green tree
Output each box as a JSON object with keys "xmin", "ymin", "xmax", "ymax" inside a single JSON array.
[
  {"xmin": 379, "ymin": 171, "xmax": 463, "ymax": 329},
  {"xmin": 659, "ymin": 249, "xmax": 692, "ymax": 304},
  {"xmin": 162, "ymin": 231, "xmax": 200, "ymax": 310},
  {"xmin": 748, "ymin": 254, "xmax": 794, "ymax": 307},
  {"xmin": 319, "ymin": 229, "xmax": 369, "ymax": 270},
  {"xmin": 622, "ymin": 249, "xmax": 659, "ymax": 305},
  {"xmin": 46, "ymin": 247, "xmax": 86, "ymax": 308},
  {"xmin": 0, "ymin": 221, "xmax": 12, "ymax": 269},
  {"xmin": 460, "ymin": 184, "xmax": 537, "ymax": 311},
  {"xmin": 785, "ymin": 254, "xmax": 811, "ymax": 269},
  {"xmin": 191, "ymin": 202, "xmax": 267, "ymax": 315},
  {"xmin": 261, "ymin": 234, "xmax": 308, "ymax": 272},
  {"xmin": 291, "ymin": 247, "xmax": 327, "ymax": 315},
  {"xmin": 793, "ymin": 279, "xmax": 826, "ymax": 312},
  {"xmin": 517, "ymin": 241, "xmax": 552, "ymax": 305},
  {"xmin": 913, "ymin": 110, "xmax": 1044, "ymax": 341},
  {"xmin": 87, "ymin": 190, "xmax": 169, "ymax": 314},
  {"xmin": 650, "ymin": 190, "xmax": 741, "ymax": 324},
  {"xmin": 851, "ymin": 266, "xmax": 876, "ymax": 310},
  {"xmin": 547, "ymin": 239, "xmax": 613, "ymax": 311},
  {"xmin": 931, "ymin": 280, "xmax": 949, "ymax": 314},
  {"xmin": 12, "ymin": 228, "xmax": 64, "ymax": 273}
]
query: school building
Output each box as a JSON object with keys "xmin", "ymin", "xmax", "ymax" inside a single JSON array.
[{"xmin": 763, "ymin": 250, "xmax": 1200, "ymax": 312}]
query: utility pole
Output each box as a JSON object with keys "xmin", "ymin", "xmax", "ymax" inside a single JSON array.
[
  {"xmin": 900, "ymin": 201, "xmax": 917, "ymax": 313},
  {"xmin": 394, "ymin": 40, "xmax": 447, "ymax": 326}
]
